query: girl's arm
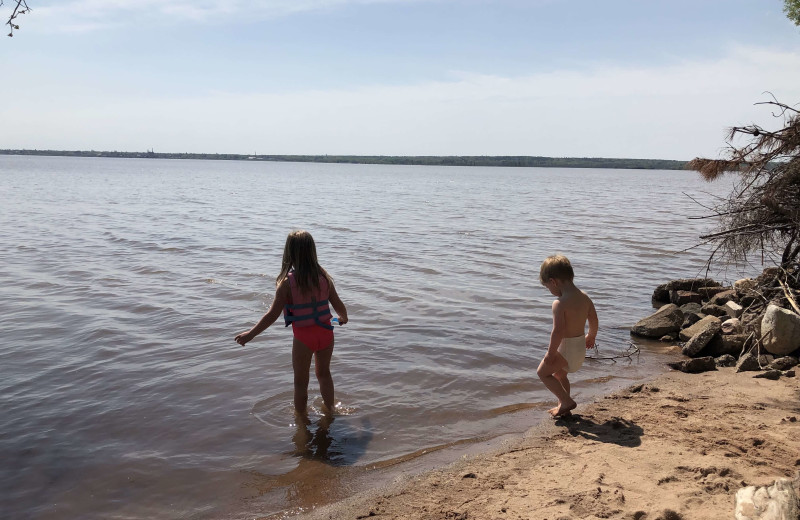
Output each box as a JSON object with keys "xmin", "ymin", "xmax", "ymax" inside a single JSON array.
[
  {"xmin": 235, "ymin": 280, "xmax": 290, "ymax": 346},
  {"xmin": 328, "ymin": 282, "xmax": 348, "ymax": 325}
]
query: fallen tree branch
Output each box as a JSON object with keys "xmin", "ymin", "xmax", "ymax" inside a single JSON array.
[{"xmin": 586, "ymin": 341, "xmax": 641, "ymax": 363}]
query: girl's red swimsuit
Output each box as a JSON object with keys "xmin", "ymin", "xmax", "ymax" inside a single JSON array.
[{"xmin": 283, "ymin": 272, "xmax": 334, "ymax": 352}]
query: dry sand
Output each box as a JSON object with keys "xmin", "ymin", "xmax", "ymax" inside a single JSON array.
[{"xmin": 294, "ymin": 367, "xmax": 800, "ymax": 520}]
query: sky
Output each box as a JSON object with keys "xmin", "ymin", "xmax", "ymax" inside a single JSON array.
[{"xmin": 1, "ymin": 0, "xmax": 799, "ymax": 159}]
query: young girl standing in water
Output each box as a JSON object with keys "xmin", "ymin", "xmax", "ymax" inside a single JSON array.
[{"xmin": 235, "ymin": 230, "xmax": 348, "ymax": 415}]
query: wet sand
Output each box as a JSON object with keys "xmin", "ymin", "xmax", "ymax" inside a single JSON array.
[{"xmin": 293, "ymin": 367, "xmax": 800, "ymax": 520}]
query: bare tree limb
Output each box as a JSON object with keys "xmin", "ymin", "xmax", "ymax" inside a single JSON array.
[{"xmin": 3, "ymin": 0, "xmax": 30, "ymax": 37}]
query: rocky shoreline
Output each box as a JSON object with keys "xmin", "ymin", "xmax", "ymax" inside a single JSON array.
[{"xmin": 631, "ymin": 268, "xmax": 800, "ymax": 379}]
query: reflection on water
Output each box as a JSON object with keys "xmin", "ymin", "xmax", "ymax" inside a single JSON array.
[
  {"xmin": 291, "ymin": 414, "xmax": 374, "ymax": 466},
  {"xmin": 0, "ymin": 156, "xmax": 746, "ymax": 519}
]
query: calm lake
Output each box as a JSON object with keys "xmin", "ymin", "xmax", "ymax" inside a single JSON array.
[{"xmin": 0, "ymin": 156, "xmax": 741, "ymax": 519}]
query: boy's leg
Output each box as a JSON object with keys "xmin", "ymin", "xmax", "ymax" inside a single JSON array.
[
  {"xmin": 551, "ymin": 370, "xmax": 575, "ymax": 416},
  {"xmin": 314, "ymin": 338, "xmax": 335, "ymax": 413},
  {"xmin": 292, "ymin": 339, "xmax": 314, "ymax": 414},
  {"xmin": 537, "ymin": 355, "xmax": 576, "ymax": 416}
]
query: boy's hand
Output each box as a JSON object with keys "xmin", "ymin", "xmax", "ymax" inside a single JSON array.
[
  {"xmin": 235, "ymin": 331, "xmax": 253, "ymax": 346},
  {"xmin": 586, "ymin": 335, "xmax": 597, "ymax": 349}
]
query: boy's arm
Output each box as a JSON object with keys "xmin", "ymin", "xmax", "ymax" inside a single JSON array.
[
  {"xmin": 235, "ymin": 281, "xmax": 289, "ymax": 346},
  {"xmin": 586, "ymin": 298, "xmax": 599, "ymax": 349},
  {"xmin": 328, "ymin": 283, "xmax": 348, "ymax": 325},
  {"xmin": 544, "ymin": 299, "xmax": 566, "ymax": 361}
]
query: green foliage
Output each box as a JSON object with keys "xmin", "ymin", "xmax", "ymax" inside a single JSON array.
[
  {"xmin": 786, "ymin": 0, "xmax": 800, "ymax": 26},
  {"xmin": 0, "ymin": 149, "xmax": 688, "ymax": 170}
]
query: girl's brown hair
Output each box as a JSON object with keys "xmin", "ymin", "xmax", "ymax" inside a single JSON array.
[
  {"xmin": 276, "ymin": 230, "xmax": 332, "ymax": 295},
  {"xmin": 539, "ymin": 254, "xmax": 574, "ymax": 285}
]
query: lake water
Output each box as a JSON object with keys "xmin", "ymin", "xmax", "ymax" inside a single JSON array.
[{"xmin": 0, "ymin": 156, "xmax": 742, "ymax": 519}]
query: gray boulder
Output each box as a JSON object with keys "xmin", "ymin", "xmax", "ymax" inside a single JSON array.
[
  {"xmin": 631, "ymin": 304, "xmax": 684, "ymax": 338},
  {"xmin": 721, "ymin": 318, "xmax": 742, "ymax": 334},
  {"xmin": 652, "ymin": 283, "xmax": 670, "ymax": 302},
  {"xmin": 709, "ymin": 289, "xmax": 737, "ymax": 305},
  {"xmin": 706, "ymin": 333, "xmax": 749, "ymax": 357},
  {"xmin": 679, "ymin": 302, "xmax": 702, "ymax": 314},
  {"xmin": 666, "ymin": 277, "xmax": 721, "ymax": 291},
  {"xmin": 725, "ymin": 301, "xmax": 744, "ymax": 318},
  {"xmin": 734, "ymin": 278, "xmax": 757, "ymax": 292},
  {"xmin": 668, "ymin": 356, "xmax": 716, "ymax": 373},
  {"xmin": 768, "ymin": 356, "xmax": 799, "ymax": 371},
  {"xmin": 736, "ymin": 352, "xmax": 761, "ymax": 372},
  {"xmin": 754, "ymin": 370, "xmax": 782, "ymax": 380},
  {"xmin": 679, "ymin": 315, "xmax": 721, "ymax": 341},
  {"xmin": 682, "ymin": 318, "xmax": 722, "ymax": 357},
  {"xmin": 681, "ymin": 312, "xmax": 703, "ymax": 329},
  {"xmin": 670, "ymin": 290, "xmax": 702, "ymax": 305},
  {"xmin": 734, "ymin": 478, "xmax": 800, "ymax": 520},
  {"xmin": 761, "ymin": 304, "xmax": 800, "ymax": 356},
  {"xmin": 701, "ymin": 303, "xmax": 729, "ymax": 318},
  {"xmin": 715, "ymin": 354, "xmax": 737, "ymax": 367}
]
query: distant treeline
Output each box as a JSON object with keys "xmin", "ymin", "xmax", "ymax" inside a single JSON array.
[{"xmin": 0, "ymin": 149, "xmax": 688, "ymax": 170}]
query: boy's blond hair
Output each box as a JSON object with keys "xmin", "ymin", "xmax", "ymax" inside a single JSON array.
[{"xmin": 540, "ymin": 255, "xmax": 574, "ymax": 284}]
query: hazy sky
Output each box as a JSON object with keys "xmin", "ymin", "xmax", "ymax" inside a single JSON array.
[{"xmin": 1, "ymin": 0, "xmax": 799, "ymax": 159}]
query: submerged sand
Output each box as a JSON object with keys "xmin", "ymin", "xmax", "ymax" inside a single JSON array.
[{"xmin": 292, "ymin": 367, "xmax": 800, "ymax": 520}]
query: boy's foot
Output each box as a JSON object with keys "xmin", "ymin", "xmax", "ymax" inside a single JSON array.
[{"xmin": 553, "ymin": 401, "xmax": 577, "ymax": 417}]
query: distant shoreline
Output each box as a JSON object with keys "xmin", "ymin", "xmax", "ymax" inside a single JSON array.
[{"xmin": 0, "ymin": 149, "xmax": 688, "ymax": 170}]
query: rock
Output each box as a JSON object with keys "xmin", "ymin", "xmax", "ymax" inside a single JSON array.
[
  {"xmin": 682, "ymin": 319, "xmax": 721, "ymax": 357},
  {"xmin": 759, "ymin": 266, "xmax": 782, "ymax": 281},
  {"xmin": 709, "ymin": 289, "xmax": 737, "ymax": 305},
  {"xmin": 665, "ymin": 277, "xmax": 721, "ymax": 291},
  {"xmin": 653, "ymin": 283, "xmax": 670, "ymax": 302},
  {"xmin": 754, "ymin": 370, "xmax": 781, "ymax": 380},
  {"xmin": 659, "ymin": 334, "xmax": 677, "ymax": 342},
  {"xmin": 726, "ymin": 301, "xmax": 744, "ymax": 318},
  {"xmin": 706, "ymin": 333, "xmax": 750, "ymax": 357},
  {"xmin": 681, "ymin": 312, "xmax": 703, "ymax": 329},
  {"xmin": 698, "ymin": 286, "xmax": 731, "ymax": 299},
  {"xmin": 758, "ymin": 354, "xmax": 775, "ymax": 366},
  {"xmin": 785, "ymin": 370, "xmax": 796, "ymax": 377},
  {"xmin": 736, "ymin": 352, "xmax": 762, "ymax": 372},
  {"xmin": 715, "ymin": 354, "xmax": 737, "ymax": 367},
  {"xmin": 670, "ymin": 290, "xmax": 703, "ymax": 306},
  {"xmin": 734, "ymin": 478, "xmax": 800, "ymax": 520},
  {"xmin": 734, "ymin": 278, "xmax": 757, "ymax": 292},
  {"xmin": 721, "ymin": 318, "xmax": 743, "ymax": 334},
  {"xmin": 761, "ymin": 304, "xmax": 800, "ymax": 356},
  {"xmin": 768, "ymin": 356, "xmax": 799, "ymax": 371},
  {"xmin": 701, "ymin": 303, "xmax": 729, "ymax": 318},
  {"xmin": 668, "ymin": 357, "xmax": 716, "ymax": 373},
  {"xmin": 679, "ymin": 302, "xmax": 702, "ymax": 314},
  {"xmin": 684, "ymin": 357, "xmax": 717, "ymax": 373},
  {"xmin": 631, "ymin": 304, "xmax": 684, "ymax": 338},
  {"xmin": 679, "ymin": 315, "xmax": 721, "ymax": 341}
]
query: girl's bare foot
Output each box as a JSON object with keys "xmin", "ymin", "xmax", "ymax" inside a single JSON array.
[{"xmin": 548, "ymin": 406, "xmax": 559, "ymax": 416}]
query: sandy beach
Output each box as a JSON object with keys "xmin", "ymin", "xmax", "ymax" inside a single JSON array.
[{"xmin": 294, "ymin": 366, "xmax": 800, "ymax": 520}]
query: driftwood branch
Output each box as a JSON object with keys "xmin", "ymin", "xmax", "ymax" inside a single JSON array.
[{"xmin": 586, "ymin": 341, "xmax": 641, "ymax": 363}]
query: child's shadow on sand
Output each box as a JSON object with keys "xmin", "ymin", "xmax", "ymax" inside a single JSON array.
[
  {"xmin": 554, "ymin": 414, "xmax": 643, "ymax": 447},
  {"xmin": 292, "ymin": 415, "xmax": 374, "ymax": 466}
]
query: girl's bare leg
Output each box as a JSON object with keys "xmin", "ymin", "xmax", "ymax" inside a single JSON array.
[
  {"xmin": 314, "ymin": 338, "xmax": 335, "ymax": 413},
  {"xmin": 292, "ymin": 339, "xmax": 314, "ymax": 414}
]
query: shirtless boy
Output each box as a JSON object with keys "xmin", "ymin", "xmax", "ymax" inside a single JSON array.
[{"xmin": 536, "ymin": 255, "xmax": 599, "ymax": 417}]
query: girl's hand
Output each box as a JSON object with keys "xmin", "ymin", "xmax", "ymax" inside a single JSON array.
[
  {"xmin": 235, "ymin": 331, "xmax": 253, "ymax": 346},
  {"xmin": 336, "ymin": 315, "xmax": 348, "ymax": 326}
]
